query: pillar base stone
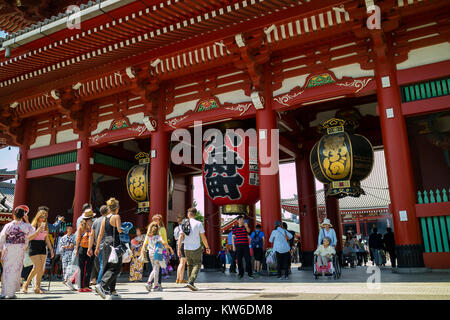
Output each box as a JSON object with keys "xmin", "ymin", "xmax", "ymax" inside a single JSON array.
[
  {"xmin": 202, "ymin": 254, "xmax": 221, "ymax": 271},
  {"xmin": 298, "ymin": 251, "xmax": 315, "ymax": 270},
  {"xmin": 392, "ymin": 267, "xmax": 430, "ymax": 274},
  {"xmin": 396, "ymin": 244, "xmax": 425, "ymax": 268}
]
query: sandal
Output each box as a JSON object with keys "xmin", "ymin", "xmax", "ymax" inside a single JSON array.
[
  {"xmin": 34, "ymin": 288, "xmax": 44, "ymax": 294},
  {"xmin": 22, "ymin": 284, "xmax": 28, "ymax": 294}
]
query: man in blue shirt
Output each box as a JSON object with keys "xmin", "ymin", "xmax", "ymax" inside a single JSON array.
[
  {"xmin": 269, "ymin": 221, "xmax": 293, "ymax": 279},
  {"xmin": 250, "ymin": 224, "xmax": 265, "ymax": 275}
]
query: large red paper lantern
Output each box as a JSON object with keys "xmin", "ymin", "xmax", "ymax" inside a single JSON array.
[{"xmin": 202, "ymin": 128, "xmax": 259, "ymax": 215}]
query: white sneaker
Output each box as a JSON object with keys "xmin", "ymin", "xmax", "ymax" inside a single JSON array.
[
  {"xmin": 95, "ymin": 284, "xmax": 106, "ymax": 299},
  {"xmin": 145, "ymin": 284, "xmax": 152, "ymax": 292},
  {"xmin": 65, "ymin": 281, "xmax": 76, "ymax": 291}
]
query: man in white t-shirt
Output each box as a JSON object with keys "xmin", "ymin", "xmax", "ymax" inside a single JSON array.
[{"xmin": 177, "ymin": 208, "xmax": 210, "ymax": 291}]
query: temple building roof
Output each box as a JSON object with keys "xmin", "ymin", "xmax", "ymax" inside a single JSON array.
[
  {"xmin": 0, "ymin": 168, "xmax": 16, "ymax": 181},
  {"xmin": 0, "ymin": 182, "xmax": 14, "ymax": 220},
  {"xmin": 0, "ymin": 0, "xmax": 87, "ymax": 33}
]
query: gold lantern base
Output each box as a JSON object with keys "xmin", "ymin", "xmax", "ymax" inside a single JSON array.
[
  {"xmin": 136, "ymin": 201, "xmax": 150, "ymax": 215},
  {"xmin": 326, "ymin": 180, "xmax": 365, "ymax": 198},
  {"xmin": 221, "ymin": 204, "xmax": 250, "ymax": 215}
]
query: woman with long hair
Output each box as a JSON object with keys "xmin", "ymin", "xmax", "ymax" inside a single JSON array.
[
  {"xmin": 94, "ymin": 198, "xmax": 123, "ymax": 300},
  {"xmin": 75, "ymin": 209, "xmax": 95, "ymax": 292},
  {"xmin": 23, "ymin": 209, "xmax": 55, "ymax": 294},
  {"xmin": 0, "ymin": 206, "xmax": 38, "ymax": 299}
]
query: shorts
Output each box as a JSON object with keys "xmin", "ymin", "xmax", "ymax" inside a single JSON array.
[
  {"xmin": 253, "ymin": 247, "xmax": 264, "ymax": 261},
  {"xmin": 180, "ymin": 243, "xmax": 186, "ymax": 258},
  {"xmin": 29, "ymin": 240, "xmax": 47, "ymax": 256}
]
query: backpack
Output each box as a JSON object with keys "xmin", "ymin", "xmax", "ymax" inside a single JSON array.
[
  {"xmin": 181, "ymin": 218, "xmax": 191, "ymax": 236},
  {"xmin": 251, "ymin": 231, "xmax": 263, "ymax": 249}
]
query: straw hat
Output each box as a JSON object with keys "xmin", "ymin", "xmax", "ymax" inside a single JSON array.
[
  {"xmin": 81, "ymin": 208, "xmax": 96, "ymax": 219},
  {"xmin": 321, "ymin": 218, "xmax": 333, "ymax": 227}
]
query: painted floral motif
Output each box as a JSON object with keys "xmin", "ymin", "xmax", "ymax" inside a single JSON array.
[
  {"xmin": 128, "ymin": 124, "xmax": 149, "ymax": 136},
  {"xmin": 111, "ymin": 118, "xmax": 129, "ymax": 130},
  {"xmin": 225, "ymin": 103, "xmax": 253, "ymax": 116},
  {"xmin": 274, "ymin": 90, "xmax": 304, "ymax": 106},
  {"xmin": 165, "ymin": 115, "xmax": 188, "ymax": 129},
  {"xmin": 306, "ymin": 73, "xmax": 335, "ymax": 88},
  {"xmin": 196, "ymin": 99, "xmax": 219, "ymax": 112},
  {"xmin": 336, "ymin": 78, "xmax": 372, "ymax": 93},
  {"xmin": 89, "ymin": 133, "xmax": 108, "ymax": 145}
]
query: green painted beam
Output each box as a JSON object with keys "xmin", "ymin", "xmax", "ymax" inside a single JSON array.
[
  {"xmin": 433, "ymin": 216, "xmax": 443, "ymax": 252},
  {"xmin": 421, "ymin": 218, "xmax": 430, "ymax": 253},
  {"xmin": 439, "ymin": 216, "xmax": 449, "ymax": 252},
  {"xmin": 427, "ymin": 217, "xmax": 436, "ymax": 252}
]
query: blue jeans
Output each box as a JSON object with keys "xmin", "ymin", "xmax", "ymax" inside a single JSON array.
[
  {"xmin": 372, "ymin": 249, "xmax": 381, "ymax": 266},
  {"xmin": 97, "ymin": 250, "xmax": 103, "ymax": 284}
]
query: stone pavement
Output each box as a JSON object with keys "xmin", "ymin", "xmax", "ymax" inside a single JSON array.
[{"xmin": 11, "ymin": 264, "xmax": 450, "ymax": 300}]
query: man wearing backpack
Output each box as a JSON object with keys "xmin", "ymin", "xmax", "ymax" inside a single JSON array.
[
  {"xmin": 177, "ymin": 208, "xmax": 210, "ymax": 291},
  {"xmin": 250, "ymin": 225, "xmax": 265, "ymax": 275}
]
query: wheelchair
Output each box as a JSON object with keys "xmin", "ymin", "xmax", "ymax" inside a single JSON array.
[{"xmin": 313, "ymin": 254, "xmax": 341, "ymax": 280}]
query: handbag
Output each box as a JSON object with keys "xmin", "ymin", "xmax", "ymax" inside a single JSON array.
[
  {"xmin": 121, "ymin": 243, "xmax": 133, "ymax": 264},
  {"xmin": 154, "ymin": 240, "xmax": 167, "ymax": 269},
  {"xmin": 23, "ymin": 249, "xmax": 33, "ymax": 267},
  {"xmin": 107, "ymin": 216, "xmax": 127, "ymax": 263}
]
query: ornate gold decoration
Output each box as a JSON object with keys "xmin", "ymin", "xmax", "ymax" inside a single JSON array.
[
  {"xmin": 222, "ymin": 204, "xmax": 249, "ymax": 215},
  {"xmin": 310, "ymin": 118, "xmax": 374, "ymax": 198}
]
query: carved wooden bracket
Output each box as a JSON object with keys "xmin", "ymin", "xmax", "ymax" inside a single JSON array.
[
  {"xmin": 0, "ymin": 106, "xmax": 25, "ymax": 145},
  {"xmin": 225, "ymin": 30, "xmax": 271, "ymax": 92},
  {"xmin": 53, "ymin": 87, "xmax": 87, "ymax": 134}
]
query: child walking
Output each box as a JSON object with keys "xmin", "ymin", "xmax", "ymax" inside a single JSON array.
[{"xmin": 140, "ymin": 222, "xmax": 171, "ymax": 292}]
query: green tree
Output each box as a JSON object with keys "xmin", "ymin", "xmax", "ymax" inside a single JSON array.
[{"xmin": 192, "ymin": 199, "xmax": 204, "ymax": 223}]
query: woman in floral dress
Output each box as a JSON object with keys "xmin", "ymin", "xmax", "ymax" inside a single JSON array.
[
  {"xmin": 0, "ymin": 206, "xmax": 39, "ymax": 299},
  {"xmin": 129, "ymin": 227, "xmax": 145, "ymax": 282}
]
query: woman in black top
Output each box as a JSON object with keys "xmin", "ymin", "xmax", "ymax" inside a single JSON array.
[{"xmin": 94, "ymin": 198, "xmax": 122, "ymax": 300}]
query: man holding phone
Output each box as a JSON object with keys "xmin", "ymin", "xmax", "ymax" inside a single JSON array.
[{"xmin": 232, "ymin": 216, "xmax": 254, "ymax": 279}]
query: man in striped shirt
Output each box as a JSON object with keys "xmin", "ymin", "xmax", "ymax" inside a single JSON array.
[{"xmin": 232, "ymin": 216, "xmax": 254, "ymax": 279}]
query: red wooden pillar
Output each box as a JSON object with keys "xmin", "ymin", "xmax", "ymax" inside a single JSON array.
[
  {"xmin": 256, "ymin": 63, "xmax": 282, "ymax": 248},
  {"xmin": 184, "ymin": 175, "xmax": 193, "ymax": 214},
  {"xmin": 355, "ymin": 215, "xmax": 361, "ymax": 235},
  {"xmin": 371, "ymin": 30, "xmax": 424, "ymax": 268},
  {"xmin": 295, "ymin": 150, "xmax": 319, "ymax": 268},
  {"xmin": 14, "ymin": 144, "xmax": 29, "ymax": 209},
  {"xmin": 247, "ymin": 204, "xmax": 256, "ymax": 232},
  {"xmin": 203, "ymin": 194, "xmax": 221, "ymax": 270},
  {"xmin": 204, "ymin": 194, "xmax": 221, "ymax": 255},
  {"xmin": 324, "ymin": 186, "xmax": 343, "ymax": 252},
  {"xmin": 149, "ymin": 108, "xmax": 169, "ymax": 226},
  {"xmin": 73, "ymin": 129, "xmax": 93, "ymax": 225}
]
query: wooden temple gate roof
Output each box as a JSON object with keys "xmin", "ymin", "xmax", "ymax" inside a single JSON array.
[{"xmin": 0, "ymin": 0, "xmax": 448, "ymax": 145}]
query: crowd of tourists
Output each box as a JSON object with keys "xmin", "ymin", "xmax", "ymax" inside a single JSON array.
[
  {"xmin": 0, "ymin": 202, "xmax": 214, "ymax": 299},
  {"xmin": 0, "ymin": 201, "xmax": 397, "ymax": 299}
]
